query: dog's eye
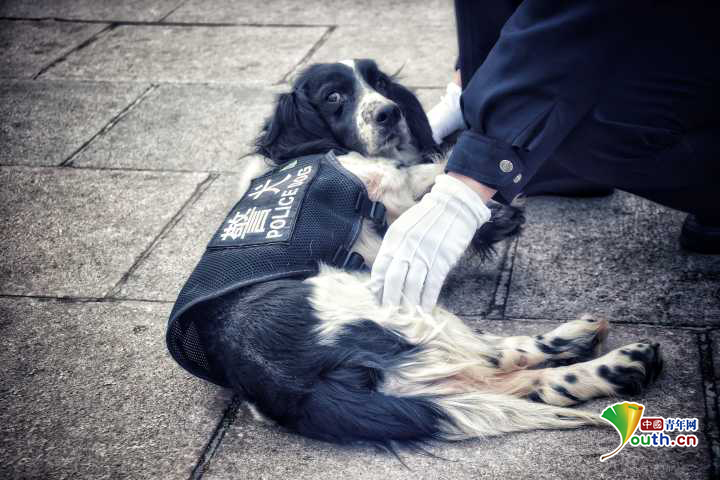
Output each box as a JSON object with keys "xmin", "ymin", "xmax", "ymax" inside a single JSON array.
[
  {"xmin": 326, "ymin": 92, "xmax": 342, "ymax": 104},
  {"xmin": 376, "ymin": 77, "xmax": 388, "ymax": 90}
]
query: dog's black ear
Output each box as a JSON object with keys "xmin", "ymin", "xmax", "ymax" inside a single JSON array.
[
  {"xmin": 255, "ymin": 92, "xmax": 297, "ymax": 163},
  {"xmin": 255, "ymin": 91, "xmax": 345, "ymax": 165},
  {"xmin": 385, "ymin": 82, "xmax": 440, "ymax": 160}
]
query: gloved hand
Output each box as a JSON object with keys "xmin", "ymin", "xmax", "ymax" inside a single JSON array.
[
  {"xmin": 427, "ymin": 81, "xmax": 466, "ymax": 144},
  {"xmin": 369, "ymin": 174, "xmax": 492, "ymax": 311}
]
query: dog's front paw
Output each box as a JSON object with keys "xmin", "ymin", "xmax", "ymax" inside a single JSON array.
[{"xmin": 472, "ymin": 203, "xmax": 525, "ymax": 261}]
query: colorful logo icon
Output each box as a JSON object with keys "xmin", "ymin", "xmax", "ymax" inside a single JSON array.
[{"xmin": 599, "ymin": 402, "xmax": 645, "ymax": 461}]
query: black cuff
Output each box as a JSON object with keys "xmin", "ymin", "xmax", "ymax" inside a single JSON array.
[{"xmin": 446, "ymin": 131, "xmax": 525, "ymax": 189}]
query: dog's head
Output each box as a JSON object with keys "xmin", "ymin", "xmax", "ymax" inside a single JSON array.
[{"xmin": 256, "ymin": 59, "xmax": 438, "ymax": 166}]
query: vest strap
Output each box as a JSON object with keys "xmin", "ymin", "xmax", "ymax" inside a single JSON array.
[
  {"xmin": 331, "ymin": 246, "xmax": 367, "ymax": 271},
  {"xmin": 354, "ymin": 191, "xmax": 388, "ymax": 232}
]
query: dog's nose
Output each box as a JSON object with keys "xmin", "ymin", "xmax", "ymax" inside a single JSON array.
[{"xmin": 374, "ymin": 104, "xmax": 401, "ymax": 127}]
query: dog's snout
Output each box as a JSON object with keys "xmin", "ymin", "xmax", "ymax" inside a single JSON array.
[{"xmin": 374, "ymin": 103, "xmax": 401, "ymax": 127}]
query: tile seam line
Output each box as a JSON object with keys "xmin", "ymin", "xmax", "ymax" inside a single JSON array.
[
  {"xmin": 487, "ymin": 237, "xmax": 517, "ymax": 318},
  {"xmin": 503, "ymin": 314, "xmax": 720, "ymax": 324},
  {"xmin": 31, "ymin": 22, "xmax": 115, "ymax": 80},
  {"xmin": 0, "ymin": 16, "xmax": 335, "ymax": 28},
  {"xmin": 158, "ymin": 0, "xmax": 192, "ymax": 22},
  {"xmin": 697, "ymin": 332, "xmax": 720, "ymax": 479},
  {"xmin": 0, "ymin": 293, "xmax": 173, "ymax": 304},
  {"xmin": 277, "ymin": 25, "xmax": 337, "ymax": 85},
  {"xmin": 2, "ymin": 77, "xmax": 447, "ymax": 89},
  {"xmin": 499, "ymin": 235, "xmax": 521, "ymax": 318},
  {"xmin": 69, "ymin": 164, "xmax": 242, "ymax": 175},
  {"xmin": 59, "ymin": 83, "xmax": 159, "ymax": 167},
  {"xmin": 0, "ymin": 163, "xmax": 244, "ymax": 176},
  {"xmin": 469, "ymin": 315, "xmax": 719, "ymax": 330},
  {"xmin": 189, "ymin": 396, "xmax": 242, "ymax": 480},
  {"xmin": 105, "ymin": 173, "xmax": 218, "ymax": 299}
]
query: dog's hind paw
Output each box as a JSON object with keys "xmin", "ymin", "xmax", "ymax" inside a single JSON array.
[
  {"xmin": 597, "ymin": 340, "xmax": 664, "ymax": 395},
  {"xmin": 536, "ymin": 314, "xmax": 610, "ymax": 363}
]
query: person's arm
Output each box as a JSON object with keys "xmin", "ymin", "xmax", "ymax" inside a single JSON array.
[
  {"xmin": 449, "ymin": 0, "xmax": 638, "ymax": 202},
  {"xmin": 447, "ymin": 172, "xmax": 496, "ymax": 203},
  {"xmin": 371, "ymin": 0, "xmax": 641, "ymax": 311}
]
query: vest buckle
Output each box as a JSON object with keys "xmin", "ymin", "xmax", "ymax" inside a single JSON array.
[
  {"xmin": 355, "ymin": 192, "xmax": 388, "ymax": 231},
  {"xmin": 331, "ymin": 246, "xmax": 367, "ymax": 271}
]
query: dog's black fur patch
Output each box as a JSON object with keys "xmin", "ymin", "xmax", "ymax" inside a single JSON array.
[{"xmin": 195, "ymin": 281, "xmax": 448, "ymax": 445}]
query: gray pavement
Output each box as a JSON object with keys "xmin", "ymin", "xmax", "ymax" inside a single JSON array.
[{"xmin": 1, "ymin": 2, "xmax": 718, "ymax": 479}]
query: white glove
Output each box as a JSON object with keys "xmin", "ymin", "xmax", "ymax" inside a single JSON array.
[
  {"xmin": 369, "ymin": 174, "xmax": 492, "ymax": 311},
  {"xmin": 427, "ymin": 82, "xmax": 466, "ymax": 144}
]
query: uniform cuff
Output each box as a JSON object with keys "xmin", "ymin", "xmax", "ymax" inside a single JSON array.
[{"xmin": 446, "ymin": 131, "xmax": 525, "ymax": 190}]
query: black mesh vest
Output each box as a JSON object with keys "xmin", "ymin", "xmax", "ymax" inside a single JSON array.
[{"xmin": 166, "ymin": 151, "xmax": 387, "ymax": 386}]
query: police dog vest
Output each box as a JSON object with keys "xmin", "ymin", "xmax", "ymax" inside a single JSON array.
[{"xmin": 166, "ymin": 151, "xmax": 387, "ymax": 386}]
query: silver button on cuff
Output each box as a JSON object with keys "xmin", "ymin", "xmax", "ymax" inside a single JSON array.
[
  {"xmin": 499, "ymin": 159, "xmax": 514, "ymax": 173},
  {"xmin": 513, "ymin": 174, "xmax": 522, "ymax": 184}
]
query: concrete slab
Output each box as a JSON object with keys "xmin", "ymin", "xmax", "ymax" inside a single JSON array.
[
  {"xmin": 202, "ymin": 320, "xmax": 708, "ymax": 479},
  {"xmin": 72, "ymin": 84, "xmax": 277, "ymax": 171},
  {"xmin": 714, "ymin": 331, "xmax": 720, "ymax": 381},
  {"xmin": 0, "ymin": 19, "xmax": 107, "ymax": 78},
  {"xmin": 439, "ymin": 243, "xmax": 508, "ymax": 316},
  {"xmin": 304, "ymin": 24, "xmax": 457, "ymax": 88},
  {"xmin": 0, "ymin": 297, "xmax": 228, "ymax": 480},
  {"xmin": 167, "ymin": 0, "xmax": 454, "ymax": 26},
  {"xmin": 0, "ymin": 80, "xmax": 149, "ymax": 166},
  {"xmin": 414, "ymin": 87, "xmax": 446, "ymax": 112},
  {"xmin": 0, "ymin": 166, "xmax": 206, "ymax": 297},
  {"xmin": 506, "ymin": 192, "xmax": 720, "ymax": 324},
  {"xmin": 117, "ymin": 172, "xmax": 245, "ymax": 301},
  {"xmin": 709, "ymin": 330, "xmax": 720, "ymax": 446},
  {"xmin": 41, "ymin": 24, "xmax": 328, "ymax": 84},
  {"xmin": 0, "ymin": 0, "xmax": 183, "ymax": 21}
]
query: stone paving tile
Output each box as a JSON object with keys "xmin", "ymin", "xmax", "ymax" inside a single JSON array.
[
  {"xmin": 167, "ymin": 0, "xmax": 454, "ymax": 26},
  {"xmin": 708, "ymin": 331, "xmax": 720, "ymax": 465},
  {"xmin": 713, "ymin": 331, "xmax": 720, "ymax": 381},
  {"xmin": 41, "ymin": 24, "xmax": 327, "ymax": 84},
  {"xmin": 305, "ymin": 24, "xmax": 457, "ymax": 87},
  {"xmin": 203, "ymin": 320, "xmax": 708, "ymax": 480},
  {"xmin": 72, "ymin": 84, "xmax": 278, "ymax": 171},
  {"xmin": 0, "ymin": 297, "xmax": 228, "ymax": 480},
  {"xmin": 117, "ymin": 172, "xmax": 246, "ymax": 301},
  {"xmin": 414, "ymin": 87, "xmax": 445, "ymax": 112},
  {"xmin": 0, "ymin": 167, "xmax": 206, "ymax": 297},
  {"xmin": 0, "ymin": 0, "xmax": 183, "ymax": 21},
  {"xmin": 506, "ymin": 192, "xmax": 720, "ymax": 325},
  {"xmin": 439, "ymin": 242, "xmax": 508, "ymax": 315},
  {"xmin": 0, "ymin": 19, "xmax": 107, "ymax": 78},
  {"xmin": 0, "ymin": 80, "xmax": 149, "ymax": 166}
]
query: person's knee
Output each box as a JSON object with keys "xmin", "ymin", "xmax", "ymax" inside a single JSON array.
[{"xmin": 552, "ymin": 106, "xmax": 685, "ymax": 190}]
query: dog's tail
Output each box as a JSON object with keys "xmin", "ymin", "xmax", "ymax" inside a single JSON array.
[
  {"xmin": 431, "ymin": 392, "xmax": 606, "ymax": 440},
  {"xmin": 472, "ymin": 202, "xmax": 525, "ymax": 261},
  {"xmin": 292, "ymin": 358, "xmax": 605, "ymax": 445}
]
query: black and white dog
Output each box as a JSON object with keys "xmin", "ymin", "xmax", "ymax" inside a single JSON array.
[{"xmin": 196, "ymin": 60, "xmax": 662, "ymax": 446}]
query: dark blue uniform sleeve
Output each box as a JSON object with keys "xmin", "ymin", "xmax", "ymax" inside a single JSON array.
[{"xmin": 446, "ymin": 0, "xmax": 645, "ymax": 202}]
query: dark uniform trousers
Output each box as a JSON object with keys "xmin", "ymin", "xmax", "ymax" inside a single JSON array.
[{"xmin": 447, "ymin": 0, "xmax": 719, "ymax": 219}]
